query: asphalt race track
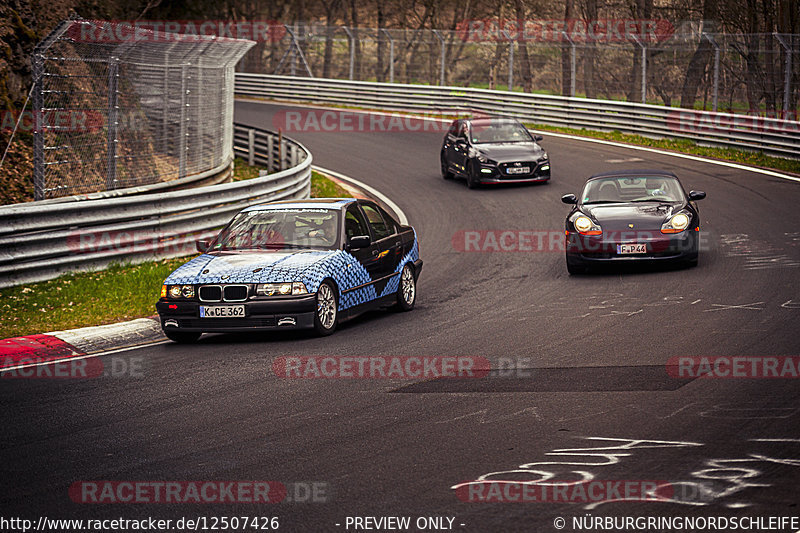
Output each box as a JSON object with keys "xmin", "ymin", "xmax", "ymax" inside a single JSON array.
[{"xmin": 2, "ymin": 100, "xmax": 799, "ymax": 532}]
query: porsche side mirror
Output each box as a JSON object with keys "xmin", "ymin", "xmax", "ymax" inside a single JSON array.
[
  {"xmin": 688, "ymin": 190, "xmax": 706, "ymax": 201},
  {"xmin": 347, "ymin": 235, "xmax": 371, "ymax": 250},
  {"xmin": 533, "ymin": 134, "xmax": 543, "ymax": 142},
  {"xmin": 561, "ymin": 194, "xmax": 577, "ymax": 204},
  {"xmin": 196, "ymin": 239, "xmax": 211, "ymax": 253}
]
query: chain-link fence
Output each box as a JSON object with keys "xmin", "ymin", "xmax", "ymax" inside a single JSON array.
[
  {"xmin": 239, "ymin": 22, "xmax": 798, "ymax": 119},
  {"xmin": 32, "ymin": 18, "xmax": 254, "ymax": 200}
]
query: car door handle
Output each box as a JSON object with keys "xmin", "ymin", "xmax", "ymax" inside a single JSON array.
[
  {"xmin": 372, "ymin": 250, "xmax": 379, "ymax": 256},
  {"xmin": 394, "ymin": 241, "xmax": 401, "ymax": 247}
]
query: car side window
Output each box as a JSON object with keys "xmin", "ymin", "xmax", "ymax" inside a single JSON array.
[
  {"xmin": 447, "ymin": 121, "xmax": 459, "ymax": 137},
  {"xmin": 361, "ymin": 204, "xmax": 392, "ymax": 241},
  {"xmin": 344, "ymin": 206, "xmax": 369, "ymax": 240},
  {"xmin": 378, "ymin": 206, "xmax": 399, "ymax": 235},
  {"xmin": 457, "ymin": 122, "xmax": 469, "ymax": 140}
]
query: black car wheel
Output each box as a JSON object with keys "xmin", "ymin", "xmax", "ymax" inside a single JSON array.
[
  {"xmin": 466, "ymin": 161, "xmax": 479, "ymax": 189},
  {"xmin": 314, "ymin": 281, "xmax": 338, "ymax": 336},
  {"xmin": 441, "ymin": 154, "xmax": 454, "ymax": 180},
  {"xmin": 566, "ymin": 255, "xmax": 587, "ymax": 275},
  {"xmin": 395, "ymin": 264, "xmax": 416, "ymax": 311},
  {"xmin": 164, "ymin": 330, "xmax": 202, "ymax": 343}
]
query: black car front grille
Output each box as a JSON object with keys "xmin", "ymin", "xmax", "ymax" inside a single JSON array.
[
  {"xmin": 223, "ymin": 285, "xmax": 249, "ymax": 301},
  {"xmin": 198, "ymin": 285, "xmax": 222, "ymax": 301}
]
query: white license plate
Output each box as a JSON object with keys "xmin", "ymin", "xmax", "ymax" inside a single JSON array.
[
  {"xmin": 200, "ymin": 305, "xmax": 245, "ymax": 318},
  {"xmin": 506, "ymin": 166, "xmax": 530, "ymax": 174},
  {"xmin": 617, "ymin": 243, "xmax": 647, "ymax": 254}
]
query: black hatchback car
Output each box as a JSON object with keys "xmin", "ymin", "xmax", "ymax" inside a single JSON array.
[
  {"xmin": 561, "ymin": 169, "xmax": 706, "ymax": 274},
  {"xmin": 440, "ymin": 117, "xmax": 550, "ymax": 188}
]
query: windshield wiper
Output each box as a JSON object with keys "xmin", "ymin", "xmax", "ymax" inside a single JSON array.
[
  {"xmin": 630, "ymin": 198, "xmax": 675, "ymax": 203},
  {"xmin": 582, "ymin": 200, "xmax": 620, "ymax": 205}
]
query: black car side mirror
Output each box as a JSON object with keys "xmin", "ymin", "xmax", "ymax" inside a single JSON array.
[
  {"xmin": 196, "ymin": 239, "xmax": 211, "ymax": 253},
  {"xmin": 347, "ymin": 235, "xmax": 371, "ymax": 250},
  {"xmin": 533, "ymin": 134, "xmax": 543, "ymax": 142},
  {"xmin": 561, "ymin": 194, "xmax": 577, "ymax": 204},
  {"xmin": 688, "ymin": 190, "xmax": 706, "ymax": 201}
]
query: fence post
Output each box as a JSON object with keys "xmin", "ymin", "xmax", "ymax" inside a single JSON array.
[
  {"xmin": 248, "ymin": 129, "xmax": 255, "ymax": 166},
  {"xmin": 278, "ymin": 129, "xmax": 283, "ymax": 171},
  {"xmin": 32, "ymin": 53, "xmax": 44, "ymax": 201},
  {"xmin": 631, "ymin": 35, "xmax": 647, "ymax": 104},
  {"xmin": 106, "ymin": 58, "xmax": 119, "ymax": 190},
  {"xmin": 432, "ymin": 30, "xmax": 446, "ymax": 86},
  {"xmin": 179, "ymin": 65, "xmax": 188, "ymax": 178},
  {"xmin": 502, "ymin": 30, "xmax": 514, "ymax": 91},
  {"xmin": 381, "ymin": 29, "xmax": 395, "ymax": 83},
  {"xmin": 266, "ymin": 134, "xmax": 274, "ymax": 173},
  {"xmin": 774, "ymin": 33, "xmax": 793, "ymax": 118},
  {"xmin": 562, "ymin": 31, "xmax": 577, "ymax": 97},
  {"xmin": 343, "ymin": 26, "xmax": 355, "ymax": 80},
  {"xmin": 703, "ymin": 33, "xmax": 720, "ymax": 112}
]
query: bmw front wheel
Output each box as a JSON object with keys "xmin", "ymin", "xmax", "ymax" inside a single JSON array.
[{"xmin": 314, "ymin": 281, "xmax": 338, "ymax": 336}]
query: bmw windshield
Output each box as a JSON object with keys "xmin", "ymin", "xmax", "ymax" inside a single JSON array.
[{"xmin": 210, "ymin": 208, "xmax": 341, "ymax": 251}]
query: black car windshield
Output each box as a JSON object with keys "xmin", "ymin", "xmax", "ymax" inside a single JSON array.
[
  {"xmin": 211, "ymin": 208, "xmax": 341, "ymax": 251},
  {"xmin": 471, "ymin": 121, "xmax": 533, "ymax": 144},
  {"xmin": 581, "ymin": 176, "xmax": 685, "ymax": 204}
]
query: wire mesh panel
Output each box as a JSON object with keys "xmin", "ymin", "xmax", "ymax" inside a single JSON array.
[
  {"xmin": 32, "ymin": 19, "xmax": 254, "ymax": 200},
  {"xmin": 241, "ymin": 23, "xmax": 798, "ymax": 120}
]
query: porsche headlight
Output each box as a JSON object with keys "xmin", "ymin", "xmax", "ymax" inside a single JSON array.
[
  {"xmin": 257, "ymin": 282, "xmax": 308, "ymax": 296},
  {"xmin": 572, "ymin": 215, "xmax": 602, "ymax": 235},
  {"xmin": 662, "ymin": 212, "xmax": 691, "ymax": 234}
]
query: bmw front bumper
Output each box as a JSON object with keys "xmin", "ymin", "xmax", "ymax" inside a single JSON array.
[{"xmin": 156, "ymin": 294, "xmax": 317, "ymax": 332}]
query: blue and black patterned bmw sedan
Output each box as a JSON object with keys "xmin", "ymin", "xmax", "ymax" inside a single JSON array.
[{"xmin": 156, "ymin": 198, "xmax": 422, "ymax": 342}]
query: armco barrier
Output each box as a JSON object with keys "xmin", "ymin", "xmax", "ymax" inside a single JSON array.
[
  {"xmin": 234, "ymin": 74, "xmax": 800, "ymax": 159},
  {"xmin": 0, "ymin": 126, "xmax": 310, "ymax": 288}
]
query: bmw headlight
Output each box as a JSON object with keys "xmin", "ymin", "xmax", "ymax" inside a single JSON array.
[
  {"xmin": 165, "ymin": 284, "xmax": 194, "ymax": 299},
  {"xmin": 571, "ymin": 214, "xmax": 602, "ymax": 235},
  {"xmin": 257, "ymin": 282, "xmax": 308, "ymax": 296},
  {"xmin": 661, "ymin": 212, "xmax": 691, "ymax": 234}
]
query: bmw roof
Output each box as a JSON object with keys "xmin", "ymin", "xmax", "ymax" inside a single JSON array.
[{"xmin": 243, "ymin": 198, "xmax": 356, "ymax": 212}]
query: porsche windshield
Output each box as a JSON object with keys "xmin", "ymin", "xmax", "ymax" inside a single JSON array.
[
  {"xmin": 211, "ymin": 209, "xmax": 341, "ymax": 251},
  {"xmin": 471, "ymin": 121, "xmax": 533, "ymax": 144},
  {"xmin": 581, "ymin": 176, "xmax": 685, "ymax": 204}
]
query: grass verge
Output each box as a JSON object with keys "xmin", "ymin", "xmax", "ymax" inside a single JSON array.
[{"xmin": 2, "ymin": 169, "xmax": 353, "ymax": 338}]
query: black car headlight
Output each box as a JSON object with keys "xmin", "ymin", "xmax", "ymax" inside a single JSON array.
[
  {"xmin": 256, "ymin": 282, "xmax": 308, "ymax": 296},
  {"xmin": 570, "ymin": 214, "xmax": 602, "ymax": 235},
  {"xmin": 661, "ymin": 212, "xmax": 691, "ymax": 234}
]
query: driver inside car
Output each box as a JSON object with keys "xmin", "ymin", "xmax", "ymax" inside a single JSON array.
[
  {"xmin": 645, "ymin": 177, "xmax": 668, "ymax": 197},
  {"xmin": 308, "ymin": 216, "xmax": 338, "ymax": 245}
]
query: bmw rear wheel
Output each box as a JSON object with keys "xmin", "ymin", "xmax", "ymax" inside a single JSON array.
[
  {"xmin": 395, "ymin": 264, "xmax": 416, "ymax": 311},
  {"xmin": 314, "ymin": 281, "xmax": 338, "ymax": 336}
]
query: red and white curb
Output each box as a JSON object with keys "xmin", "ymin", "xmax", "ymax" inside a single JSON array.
[{"xmin": 0, "ymin": 317, "xmax": 163, "ymax": 373}]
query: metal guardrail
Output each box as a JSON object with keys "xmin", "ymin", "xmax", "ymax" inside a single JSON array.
[
  {"xmin": 235, "ymin": 74, "xmax": 800, "ymax": 159},
  {"xmin": 0, "ymin": 126, "xmax": 311, "ymax": 288}
]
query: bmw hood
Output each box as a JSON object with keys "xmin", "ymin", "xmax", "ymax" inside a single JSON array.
[
  {"xmin": 474, "ymin": 142, "xmax": 545, "ymax": 163},
  {"xmin": 165, "ymin": 250, "xmax": 337, "ymax": 285},
  {"xmin": 582, "ymin": 203, "xmax": 682, "ymax": 231}
]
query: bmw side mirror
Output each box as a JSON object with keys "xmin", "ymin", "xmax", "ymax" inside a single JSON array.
[
  {"xmin": 533, "ymin": 134, "xmax": 543, "ymax": 142},
  {"xmin": 561, "ymin": 194, "xmax": 577, "ymax": 204},
  {"xmin": 688, "ymin": 190, "xmax": 706, "ymax": 201},
  {"xmin": 196, "ymin": 239, "xmax": 211, "ymax": 253},
  {"xmin": 347, "ymin": 235, "xmax": 371, "ymax": 250}
]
